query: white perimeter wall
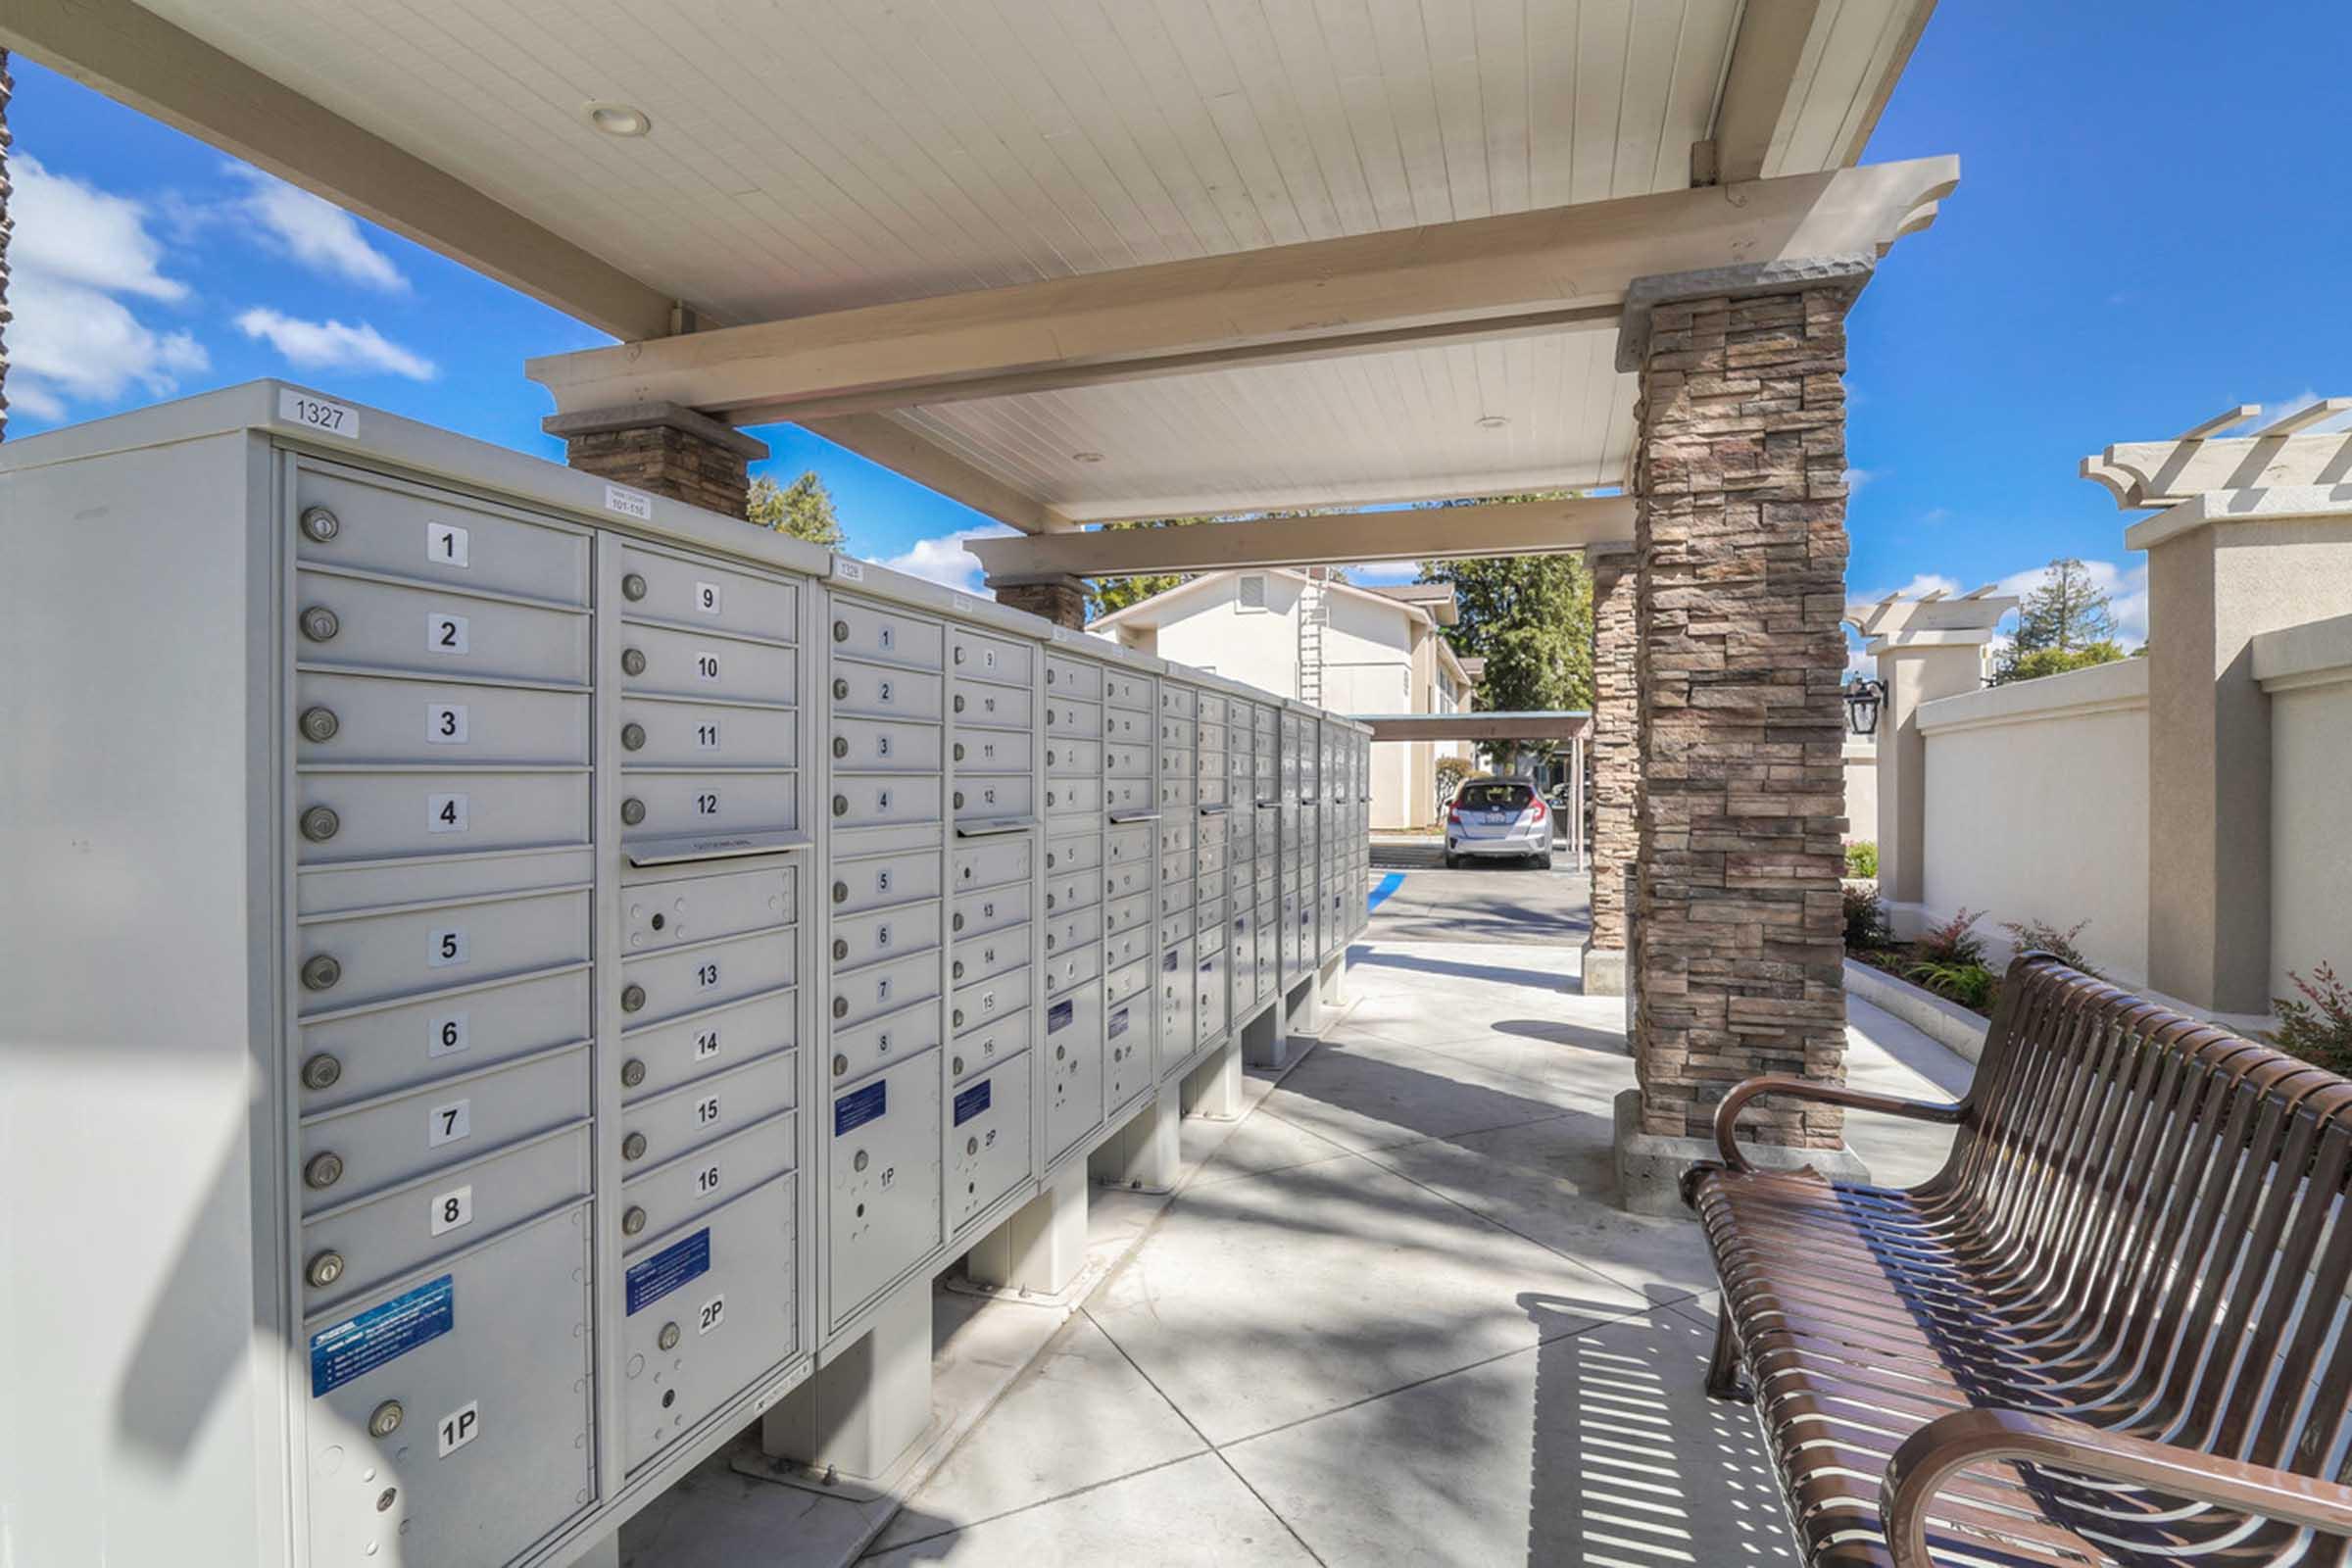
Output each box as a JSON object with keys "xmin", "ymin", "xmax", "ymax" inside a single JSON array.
[
  {"xmin": 1916, "ymin": 659, "xmax": 2149, "ymax": 983},
  {"xmin": 2259, "ymin": 614, "xmax": 2352, "ymax": 1001},
  {"xmin": 1842, "ymin": 743, "xmax": 1878, "ymax": 846}
]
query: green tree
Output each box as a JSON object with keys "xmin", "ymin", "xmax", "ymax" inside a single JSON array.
[
  {"xmin": 1417, "ymin": 548, "xmax": 1592, "ymax": 773},
  {"xmin": 1995, "ymin": 558, "xmax": 2123, "ymax": 683},
  {"xmin": 1084, "ymin": 516, "xmax": 1200, "ymax": 619},
  {"xmin": 745, "ymin": 470, "xmax": 845, "ymax": 548}
]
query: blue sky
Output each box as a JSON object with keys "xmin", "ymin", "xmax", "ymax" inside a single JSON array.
[{"xmin": 12, "ymin": 1, "xmax": 2348, "ymax": 639}]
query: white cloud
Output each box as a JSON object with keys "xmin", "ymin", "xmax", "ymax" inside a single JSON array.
[
  {"xmin": 1842, "ymin": 466, "xmax": 1882, "ymax": 494},
  {"xmin": 228, "ymin": 168, "xmax": 408, "ymax": 291},
  {"xmin": 234, "ymin": 308, "xmax": 436, "ymax": 380},
  {"xmin": 1848, "ymin": 560, "xmax": 2150, "ymax": 652},
  {"xmin": 872, "ymin": 525, "xmax": 1017, "ymax": 595},
  {"xmin": 7, "ymin": 155, "xmax": 208, "ymax": 419},
  {"xmin": 2246, "ymin": 389, "xmax": 2352, "ymax": 438}
]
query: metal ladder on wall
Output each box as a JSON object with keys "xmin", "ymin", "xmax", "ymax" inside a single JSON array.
[{"xmin": 1296, "ymin": 567, "xmax": 1330, "ymax": 705}]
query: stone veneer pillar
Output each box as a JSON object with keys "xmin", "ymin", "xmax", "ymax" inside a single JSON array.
[
  {"xmin": 1626, "ymin": 279, "xmax": 1857, "ymax": 1158},
  {"xmin": 1581, "ymin": 543, "xmax": 1639, "ymax": 994},
  {"xmin": 545, "ymin": 401, "xmax": 767, "ymax": 520},
  {"xmin": 993, "ymin": 575, "xmax": 1089, "ymax": 630}
]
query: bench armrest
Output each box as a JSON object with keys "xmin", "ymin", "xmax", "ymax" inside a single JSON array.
[
  {"xmin": 1712, "ymin": 1074, "xmax": 1962, "ymax": 1171},
  {"xmin": 1882, "ymin": 1407, "xmax": 2352, "ymax": 1566}
]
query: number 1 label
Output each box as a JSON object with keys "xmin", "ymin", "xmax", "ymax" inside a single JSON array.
[{"xmin": 426, "ymin": 522, "xmax": 469, "ymax": 567}]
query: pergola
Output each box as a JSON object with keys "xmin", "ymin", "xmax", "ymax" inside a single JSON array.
[{"xmin": 7, "ymin": 0, "xmax": 1953, "ymax": 1178}]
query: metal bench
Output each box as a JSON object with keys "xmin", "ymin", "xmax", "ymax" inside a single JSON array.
[{"xmin": 1685, "ymin": 954, "xmax": 2352, "ymax": 1567}]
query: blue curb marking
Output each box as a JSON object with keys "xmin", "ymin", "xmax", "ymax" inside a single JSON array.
[{"xmin": 1367, "ymin": 871, "xmax": 1405, "ymax": 912}]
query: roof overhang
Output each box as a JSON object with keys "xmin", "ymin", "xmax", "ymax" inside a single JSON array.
[{"xmin": 1356, "ymin": 711, "xmax": 1592, "ymax": 743}]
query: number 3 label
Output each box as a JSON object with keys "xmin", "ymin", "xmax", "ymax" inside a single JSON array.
[{"xmin": 426, "ymin": 704, "xmax": 468, "ymax": 744}]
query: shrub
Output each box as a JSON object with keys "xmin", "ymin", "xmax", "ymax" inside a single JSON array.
[
  {"xmin": 1917, "ymin": 906, "xmax": 1986, "ymax": 967},
  {"xmin": 1842, "ymin": 884, "xmax": 1892, "ymax": 951},
  {"xmin": 1909, "ymin": 958, "xmax": 1999, "ymax": 1011},
  {"xmin": 1434, "ymin": 757, "xmax": 1471, "ymax": 810},
  {"xmin": 2269, "ymin": 963, "xmax": 2352, "ymax": 1075},
  {"xmin": 1844, "ymin": 840, "xmax": 1879, "ymax": 878},
  {"xmin": 2001, "ymin": 916, "xmax": 2097, "ymax": 976}
]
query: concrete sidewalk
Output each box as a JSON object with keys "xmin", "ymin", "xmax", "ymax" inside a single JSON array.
[{"xmin": 826, "ymin": 926, "xmax": 1966, "ymax": 1566}]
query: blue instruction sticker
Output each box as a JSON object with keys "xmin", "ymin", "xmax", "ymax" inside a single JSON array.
[
  {"xmin": 954, "ymin": 1080, "xmax": 993, "ymax": 1126},
  {"xmin": 1108, "ymin": 1006, "xmax": 1130, "ymax": 1039},
  {"xmin": 311, "ymin": 1274, "xmax": 453, "ymax": 1396},
  {"xmin": 1048, "ymin": 1000, "xmax": 1075, "ymax": 1033},
  {"xmin": 625, "ymin": 1227, "xmax": 710, "ymax": 1316},
  {"xmin": 1163, "ymin": 949, "xmax": 1181, "ymax": 971},
  {"xmin": 835, "ymin": 1079, "xmax": 888, "ymax": 1136}
]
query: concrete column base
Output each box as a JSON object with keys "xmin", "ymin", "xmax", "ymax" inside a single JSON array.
[
  {"xmin": 1317, "ymin": 950, "xmax": 1348, "ymax": 1008},
  {"xmin": 760, "ymin": 1282, "xmax": 933, "ymax": 1486},
  {"xmin": 1579, "ymin": 941, "xmax": 1627, "ymax": 997},
  {"xmin": 1241, "ymin": 999, "xmax": 1290, "ymax": 1070},
  {"xmin": 1610, "ymin": 1088, "xmax": 1869, "ymax": 1219},
  {"xmin": 965, "ymin": 1161, "xmax": 1088, "ymax": 1298},
  {"xmin": 1284, "ymin": 972, "xmax": 1322, "ymax": 1040},
  {"xmin": 565, "ymin": 1531, "xmax": 620, "ymax": 1568},
  {"xmin": 1181, "ymin": 1037, "xmax": 1244, "ymax": 1121},
  {"xmin": 1088, "ymin": 1093, "xmax": 1182, "ymax": 1194}
]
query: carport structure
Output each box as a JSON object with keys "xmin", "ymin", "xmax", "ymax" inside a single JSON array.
[{"xmin": 11, "ymin": 0, "xmax": 1946, "ymax": 1214}]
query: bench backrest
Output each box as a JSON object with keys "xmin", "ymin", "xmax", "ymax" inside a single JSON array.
[{"xmin": 1939, "ymin": 955, "xmax": 2352, "ymax": 1480}]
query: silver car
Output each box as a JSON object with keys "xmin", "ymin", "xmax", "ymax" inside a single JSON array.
[{"xmin": 1444, "ymin": 777, "xmax": 1553, "ymax": 869}]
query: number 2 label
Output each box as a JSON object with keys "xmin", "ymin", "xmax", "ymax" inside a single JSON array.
[{"xmin": 427, "ymin": 612, "xmax": 469, "ymax": 654}]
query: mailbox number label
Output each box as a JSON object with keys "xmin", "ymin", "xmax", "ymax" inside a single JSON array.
[
  {"xmin": 428, "ymin": 1098, "xmax": 471, "ymax": 1148},
  {"xmin": 695, "ymin": 652, "xmax": 721, "ymax": 682},
  {"xmin": 430, "ymin": 1011, "xmax": 470, "ymax": 1058},
  {"xmin": 427, "ymin": 522, "xmax": 468, "ymax": 567},
  {"xmin": 696, "ymin": 961, "xmax": 720, "ymax": 990},
  {"xmin": 430, "ymin": 1183, "xmax": 473, "ymax": 1236},
  {"xmin": 696, "ymin": 723, "xmax": 720, "ymax": 751},
  {"xmin": 427, "ymin": 927, "xmax": 468, "ymax": 968},
  {"xmin": 426, "ymin": 704, "xmax": 468, "ymax": 744},
  {"xmin": 695, "ymin": 581, "xmax": 722, "ymax": 614},
  {"xmin": 696, "ymin": 792, "xmax": 719, "ymax": 816},
  {"xmin": 428, "ymin": 794, "xmax": 469, "ymax": 834},
  {"xmin": 438, "ymin": 1400, "xmax": 480, "ymax": 1457},
  {"xmin": 695, "ymin": 1163, "xmax": 721, "ymax": 1198},
  {"xmin": 428, "ymin": 612, "xmax": 469, "ymax": 654},
  {"xmin": 697, "ymin": 1295, "xmax": 726, "ymax": 1335},
  {"xmin": 694, "ymin": 1096, "xmax": 720, "ymax": 1126},
  {"xmin": 693, "ymin": 1028, "xmax": 720, "ymax": 1060}
]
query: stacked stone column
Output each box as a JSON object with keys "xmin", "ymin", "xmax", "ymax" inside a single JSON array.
[
  {"xmin": 1629, "ymin": 282, "xmax": 1856, "ymax": 1152},
  {"xmin": 1580, "ymin": 544, "xmax": 1639, "ymax": 993},
  {"xmin": 546, "ymin": 401, "xmax": 767, "ymax": 519},
  {"xmin": 992, "ymin": 575, "xmax": 1089, "ymax": 630}
]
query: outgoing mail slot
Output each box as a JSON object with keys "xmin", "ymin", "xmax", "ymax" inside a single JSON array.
[
  {"xmin": 950, "ymin": 1004, "xmax": 1031, "ymax": 1081},
  {"xmin": 296, "ymin": 670, "xmax": 588, "ymax": 767},
  {"xmin": 829, "ymin": 601, "xmax": 943, "ymax": 668},
  {"xmin": 296, "ymin": 463, "xmax": 590, "ymax": 602},
  {"xmin": 622, "ymin": 1107, "xmax": 799, "ymax": 1243},
  {"xmin": 1041, "ymin": 777, "xmax": 1099, "ymax": 817},
  {"xmin": 1042, "ymin": 739, "xmax": 1102, "ymax": 777},
  {"xmin": 623, "ymin": 695, "xmax": 798, "ymax": 769},
  {"xmin": 950, "ymin": 1054, "xmax": 1032, "ymax": 1231},
  {"xmin": 832, "ymin": 661, "xmax": 944, "ymax": 721},
  {"xmin": 1040, "ymin": 699, "xmax": 1103, "ymax": 739},
  {"xmin": 1103, "ymin": 708, "xmax": 1148, "ymax": 742},
  {"xmin": 298, "ymin": 568, "xmax": 592, "ymax": 686},
  {"xmin": 1041, "ymin": 832, "xmax": 1100, "ymax": 875},
  {"xmin": 1044, "ymin": 987, "xmax": 1104, "ymax": 1161},
  {"xmin": 831, "ymin": 949, "xmax": 941, "ymax": 1032},
  {"xmin": 619, "ymin": 543, "xmax": 800, "ymax": 643},
  {"xmin": 621, "ymin": 985, "xmax": 797, "ymax": 1103},
  {"xmin": 951, "ymin": 727, "xmax": 1029, "ymax": 774},
  {"xmin": 297, "ymin": 1042, "xmax": 588, "ymax": 1218},
  {"xmin": 828, "ymin": 1053, "xmax": 943, "ymax": 1320},
  {"xmin": 620, "ymin": 1172, "xmax": 799, "ymax": 1476},
  {"xmin": 828, "ymin": 849, "xmax": 943, "ymax": 916},
  {"xmin": 950, "ymin": 628, "xmax": 1031, "ymax": 685},
  {"xmin": 621, "ymin": 620, "xmax": 799, "ymax": 705},
  {"xmin": 295, "ymin": 769, "xmax": 588, "ymax": 864},
  {"xmin": 623, "ymin": 864, "xmax": 795, "ymax": 956},
  {"xmin": 950, "ymin": 680, "xmax": 1032, "ymax": 730},
  {"xmin": 832, "ymin": 899, "xmax": 944, "ymax": 972},
  {"xmin": 619, "ymin": 1047, "xmax": 798, "ymax": 1169},
  {"xmin": 828, "ymin": 997, "xmax": 943, "ymax": 1087},
  {"xmin": 302, "ymin": 1202, "xmax": 591, "ymax": 1568},
  {"xmin": 951, "ymin": 965, "xmax": 1030, "ymax": 1033},
  {"xmin": 829, "ymin": 773, "xmax": 944, "ymax": 830},
  {"xmin": 953, "ymin": 834, "xmax": 1032, "ymax": 893},
  {"xmin": 1043, "ymin": 903, "xmax": 1102, "ymax": 956},
  {"xmin": 297, "ymin": 885, "xmax": 588, "ymax": 1016},
  {"xmin": 952, "ymin": 927, "xmax": 1029, "ymax": 987},
  {"xmin": 953, "ymin": 774, "xmax": 1034, "ymax": 823},
  {"xmin": 1043, "ymin": 658, "xmax": 1102, "ymax": 701},
  {"xmin": 622, "ymin": 927, "xmax": 797, "ymax": 1026},
  {"xmin": 1103, "ymin": 671, "xmax": 1152, "ymax": 710},
  {"xmin": 301, "ymin": 963, "xmax": 589, "ymax": 1113},
  {"xmin": 952, "ymin": 881, "xmax": 1031, "ymax": 941},
  {"xmin": 620, "ymin": 769, "xmax": 798, "ymax": 843},
  {"xmin": 830, "ymin": 715, "xmax": 940, "ymax": 774},
  {"xmin": 301, "ymin": 1124, "xmax": 590, "ymax": 1314},
  {"xmin": 1105, "ymin": 956, "xmax": 1152, "ymax": 1006}
]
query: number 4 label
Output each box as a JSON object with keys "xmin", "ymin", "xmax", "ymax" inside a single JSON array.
[{"xmin": 437, "ymin": 1400, "xmax": 480, "ymax": 1457}]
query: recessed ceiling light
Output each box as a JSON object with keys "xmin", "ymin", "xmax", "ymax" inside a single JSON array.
[
  {"xmin": 585, "ymin": 102, "xmax": 652, "ymax": 137},
  {"xmin": 1476, "ymin": 415, "xmax": 1510, "ymax": 430},
  {"xmin": 1072, "ymin": 451, "xmax": 1104, "ymax": 464}
]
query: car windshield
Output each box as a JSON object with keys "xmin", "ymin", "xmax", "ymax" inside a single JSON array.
[{"xmin": 1458, "ymin": 783, "xmax": 1532, "ymax": 812}]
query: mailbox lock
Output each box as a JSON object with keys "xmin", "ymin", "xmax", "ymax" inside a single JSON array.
[
  {"xmin": 304, "ymin": 1152, "xmax": 344, "ymax": 1191},
  {"xmin": 952, "ymin": 913, "xmax": 964, "ymax": 933},
  {"xmin": 300, "ymin": 955, "xmax": 342, "ymax": 993},
  {"xmin": 299, "ymin": 606, "xmax": 340, "ymax": 643},
  {"xmin": 832, "ymin": 678, "xmax": 850, "ymax": 701},
  {"xmin": 299, "ymin": 805, "xmax": 341, "ymax": 843},
  {"xmin": 299, "ymin": 707, "xmax": 340, "ymax": 743},
  {"xmin": 619, "ymin": 1057, "xmax": 647, "ymax": 1088},
  {"xmin": 376, "ymin": 1488, "xmax": 398, "ymax": 1514},
  {"xmin": 832, "ymin": 996, "xmax": 850, "ymax": 1019},
  {"xmin": 831, "ymin": 795, "xmax": 848, "ymax": 818},
  {"xmin": 621, "ymin": 722, "xmax": 647, "ymax": 752},
  {"xmin": 367, "ymin": 1400, "xmax": 404, "ymax": 1440},
  {"xmin": 952, "ymin": 1055, "xmax": 964, "ymax": 1076},
  {"xmin": 658, "ymin": 1321, "xmax": 681, "ymax": 1352},
  {"xmin": 832, "ymin": 619, "xmax": 849, "ymax": 643},
  {"xmin": 966, "ymin": 1137, "xmax": 979, "ymax": 1156},
  {"xmin": 853, "ymin": 1150, "xmax": 869, "ymax": 1172},
  {"xmin": 832, "ymin": 938, "xmax": 849, "ymax": 961},
  {"xmin": 953, "ymin": 1008, "xmax": 965, "ymax": 1029},
  {"xmin": 832, "ymin": 737, "xmax": 850, "ymax": 759},
  {"xmin": 831, "ymin": 880, "xmax": 849, "ymax": 905},
  {"xmin": 620, "ymin": 983, "xmax": 647, "ymax": 1013},
  {"xmin": 300, "ymin": 1053, "xmax": 343, "ymax": 1091},
  {"xmin": 831, "ymin": 1053, "xmax": 849, "ymax": 1077},
  {"xmin": 953, "ymin": 647, "xmax": 964, "ymax": 664},
  {"xmin": 953, "ymin": 792, "xmax": 964, "ymax": 809},
  {"xmin": 621, "ymin": 647, "xmax": 647, "ymax": 676},
  {"xmin": 299, "ymin": 506, "xmax": 341, "ymax": 543},
  {"xmin": 621, "ymin": 572, "xmax": 648, "ymax": 602},
  {"xmin": 1046, "ymin": 853, "xmax": 1056, "ymax": 869},
  {"xmin": 621, "ymin": 1132, "xmax": 648, "ymax": 1161},
  {"xmin": 622, "ymin": 1205, "xmax": 647, "ymax": 1237},
  {"xmin": 1055, "ymin": 1044, "xmax": 1066, "ymax": 1061},
  {"xmin": 620, "ymin": 797, "xmax": 647, "ymax": 826},
  {"xmin": 953, "ymin": 744, "xmax": 965, "ymax": 762},
  {"xmin": 302, "ymin": 1251, "xmax": 349, "ymax": 1293},
  {"xmin": 1046, "ymin": 668, "xmax": 1056, "ymax": 685},
  {"xmin": 954, "ymin": 695, "xmax": 965, "ymax": 713},
  {"xmin": 952, "ymin": 960, "xmax": 965, "ymax": 980}
]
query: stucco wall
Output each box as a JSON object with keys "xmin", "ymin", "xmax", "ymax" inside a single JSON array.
[
  {"xmin": 1842, "ymin": 742, "xmax": 1878, "ymax": 846},
  {"xmin": 1917, "ymin": 659, "xmax": 2150, "ymax": 983},
  {"xmin": 2257, "ymin": 612, "xmax": 2352, "ymax": 1002}
]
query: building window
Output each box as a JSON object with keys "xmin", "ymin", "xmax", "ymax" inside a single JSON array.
[{"xmin": 1237, "ymin": 573, "xmax": 1267, "ymax": 611}]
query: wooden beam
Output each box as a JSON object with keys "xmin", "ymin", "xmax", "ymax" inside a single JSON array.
[
  {"xmin": 1, "ymin": 0, "xmax": 675, "ymax": 341},
  {"xmin": 525, "ymin": 157, "xmax": 1960, "ymax": 425},
  {"xmin": 967, "ymin": 495, "xmax": 1634, "ymax": 584},
  {"xmin": 1707, "ymin": 0, "xmax": 1823, "ymax": 185},
  {"xmin": 1356, "ymin": 712, "xmax": 1592, "ymax": 743},
  {"xmin": 800, "ymin": 413, "xmax": 1071, "ymax": 534}
]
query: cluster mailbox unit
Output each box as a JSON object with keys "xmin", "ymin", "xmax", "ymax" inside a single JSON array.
[{"xmin": 0, "ymin": 383, "xmax": 1371, "ymax": 1568}]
